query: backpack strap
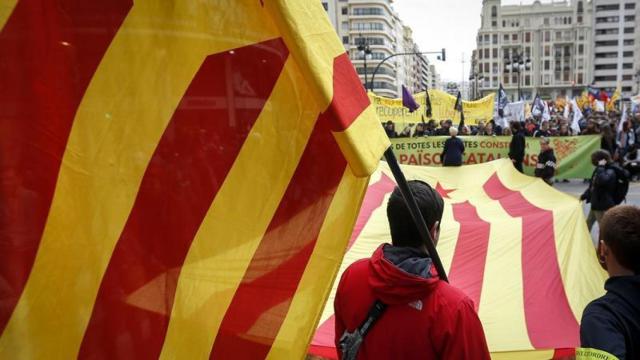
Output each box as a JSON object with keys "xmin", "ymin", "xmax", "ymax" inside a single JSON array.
[{"xmin": 338, "ymin": 300, "xmax": 387, "ymax": 360}]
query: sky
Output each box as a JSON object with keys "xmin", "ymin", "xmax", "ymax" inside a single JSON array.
[{"xmin": 393, "ymin": 0, "xmax": 530, "ymax": 84}]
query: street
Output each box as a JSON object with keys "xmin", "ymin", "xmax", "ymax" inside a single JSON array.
[{"xmin": 555, "ymin": 180, "xmax": 640, "ymax": 246}]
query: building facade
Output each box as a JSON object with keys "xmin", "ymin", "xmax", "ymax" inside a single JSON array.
[
  {"xmin": 591, "ymin": 0, "xmax": 640, "ymax": 97},
  {"xmin": 322, "ymin": 0, "xmax": 439, "ymax": 97},
  {"xmin": 476, "ymin": 0, "xmax": 594, "ymax": 101}
]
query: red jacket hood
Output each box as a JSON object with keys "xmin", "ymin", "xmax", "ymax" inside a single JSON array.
[{"xmin": 368, "ymin": 244, "xmax": 439, "ymax": 305}]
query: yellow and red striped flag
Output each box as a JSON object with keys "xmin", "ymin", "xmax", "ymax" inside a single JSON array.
[
  {"xmin": 0, "ymin": 1, "xmax": 389, "ymax": 358},
  {"xmin": 311, "ymin": 159, "xmax": 607, "ymax": 359}
]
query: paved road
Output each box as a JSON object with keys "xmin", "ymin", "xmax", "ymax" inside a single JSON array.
[{"xmin": 554, "ymin": 180, "xmax": 640, "ymax": 246}]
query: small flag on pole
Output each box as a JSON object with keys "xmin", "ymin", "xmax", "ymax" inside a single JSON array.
[
  {"xmin": 454, "ymin": 91, "xmax": 465, "ymax": 131},
  {"xmin": 402, "ymin": 85, "xmax": 420, "ymax": 113}
]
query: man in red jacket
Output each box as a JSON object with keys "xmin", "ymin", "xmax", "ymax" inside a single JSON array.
[{"xmin": 334, "ymin": 181, "xmax": 491, "ymax": 359}]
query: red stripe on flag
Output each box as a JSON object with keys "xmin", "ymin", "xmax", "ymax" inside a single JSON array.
[
  {"xmin": 449, "ymin": 201, "xmax": 490, "ymax": 311},
  {"xmin": 0, "ymin": 0, "xmax": 132, "ymax": 333},
  {"xmin": 209, "ymin": 53, "xmax": 371, "ymax": 360},
  {"xmin": 483, "ymin": 173, "xmax": 579, "ymax": 349},
  {"xmin": 346, "ymin": 173, "xmax": 395, "ymax": 250},
  {"xmin": 78, "ymin": 38, "xmax": 289, "ymax": 359},
  {"xmin": 325, "ymin": 53, "xmax": 371, "ymax": 132}
]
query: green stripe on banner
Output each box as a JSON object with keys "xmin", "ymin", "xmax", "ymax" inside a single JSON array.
[{"xmin": 390, "ymin": 135, "xmax": 601, "ymax": 179}]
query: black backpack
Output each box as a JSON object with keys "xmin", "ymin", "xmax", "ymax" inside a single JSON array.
[{"xmin": 608, "ymin": 163, "xmax": 630, "ymax": 205}]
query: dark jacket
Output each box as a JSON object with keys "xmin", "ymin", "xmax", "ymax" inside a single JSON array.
[
  {"xmin": 535, "ymin": 148, "xmax": 556, "ymax": 183},
  {"xmin": 533, "ymin": 129, "xmax": 551, "ymax": 138},
  {"xmin": 442, "ymin": 137, "xmax": 465, "ymax": 167},
  {"xmin": 581, "ymin": 275, "xmax": 640, "ymax": 360},
  {"xmin": 509, "ymin": 131, "xmax": 526, "ymax": 162},
  {"xmin": 580, "ymin": 165, "xmax": 617, "ymax": 211},
  {"xmin": 335, "ymin": 245, "xmax": 491, "ymax": 360}
]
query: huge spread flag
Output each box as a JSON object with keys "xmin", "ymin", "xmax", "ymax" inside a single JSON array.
[
  {"xmin": 310, "ymin": 159, "xmax": 607, "ymax": 359},
  {"xmin": 0, "ymin": 1, "xmax": 389, "ymax": 359}
]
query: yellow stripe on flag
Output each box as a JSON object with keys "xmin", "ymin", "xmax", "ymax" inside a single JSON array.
[
  {"xmin": 159, "ymin": 57, "xmax": 319, "ymax": 359},
  {"xmin": 267, "ymin": 167, "xmax": 368, "ymax": 360},
  {"xmin": 0, "ymin": 0, "xmax": 16, "ymax": 31},
  {"xmin": 0, "ymin": 2, "xmax": 279, "ymax": 357}
]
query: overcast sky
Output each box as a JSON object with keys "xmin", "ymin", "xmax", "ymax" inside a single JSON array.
[{"xmin": 393, "ymin": 0, "xmax": 531, "ymax": 83}]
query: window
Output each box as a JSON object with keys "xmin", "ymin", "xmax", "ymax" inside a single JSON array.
[
  {"xmin": 512, "ymin": 33, "xmax": 518, "ymax": 41},
  {"xmin": 525, "ymin": 75, "xmax": 531, "ymax": 86},
  {"xmin": 504, "ymin": 34, "xmax": 509, "ymax": 41},
  {"xmin": 342, "ymin": 36, "xmax": 349, "ymax": 44},
  {"xmin": 624, "ymin": 16, "xmax": 635, "ymax": 22},
  {"xmin": 493, "ymin": 34, "xmax": 498, "ymax": 44},
  {"xmin": 525, "ymin": 32, "xmax": 531, "ymax": 42},
  {"xmin": 577, "ymin": 16, "xmax": 583, "ymax": 23},
  {"xmin": 595, "ymin": 52, "xmax": 619, "ymax": 58},
  {"xmin": 578, "ymin": 1, "xmax": 583, "ymax": 12},
  {"xmin": 342, "ymin": 7, "xmax": 348, "ymax": 15},
  {"xmin": 624, "ymin": 28, "xmax": 634, "ymax": 34},
  {"xmin": 351, "ymin": 22, "xmax": 384, "ymax": 31},
  {"xmin": 625, "ymin": 3, "xmax": 636, "ymax": 10},
  {"xmin": 341, "ymin": 21, "xmax": 348, "ymax": 31},
  {"xmin": 577, "ymin": 59, "xmax": 584, "ymax": 69},
  {"xmin": 544, "ymin": 31, "xmax": 550, "ymax": 42},
  {"xmin": 492, "ymin": 21, "xmax": 497, "ymax": 27},
  {"xmin": 352, "ymin": 7, "xmax": 384, "ymax": 15},
  {"xmin": 544, "ymin": 17, "xmax": 549, "ymax": 25},
  {"xmin": 502, "ymin": 20, "xmax": 506, "ymax": 27},
  {"xmin": 595, "ymin": 40, "xmax": 618, "ymax": 47},
  {"xmin": 623, "ymin": 63, "xmax": 633, "ymax": 69},
  {"xmin": 485, "ymin": 63, "xmax": 490, "ymax": 73},
  {"xmin": 622, "ymin": 87, "xmax": 632, "ymax": 92},
  {"xmin": 623, "ymin": 51, "xmax": 633, "ymax": 57},
  {"xmin": 544, "ymin": 74, "xmax": 550, "ymax": 85},
  {"xmin": 484, "ymin": 48, "xmax": 490, "ymax": 58},
  {"xmin": 578, "ymin": 44, "xmax": 584, "ymax": 55},
  {"xmin": 596, "ymin": 28, "xmax": 619, "ymax": 35},
  {"xmin": 595, "ymin": 64, "xmax": 618, "ymax": 70},
  {"xmin": 596, "ymin": 16, "xmax": 620, "ymax": 23},
  {"xmin": 484, "ymin": 34, "xmax": 490, "ymax": 43},
  {"xmin": 624, "ymin": 39, "xmax": 634, "ymax": 46},
  {"xmin": 493, "ymin": 48, "xmax": 498, "ymax": 58},
  {"xmin": 594, "ymin": 76, "xmax": 618, "ymax": 82},
  {"xmin": 479, "ymin": 50, "xmax": 483, "ymax": 59},
  {"xmin": 544, "ymin": 60, "xmax": 550, "ymax": 70},
  {"xmin": 555, "ymin": 31, "xmax": 562, "ymax": 40},
  {"xmin": 512, "ymin": 74, "xmax": 517, "ymax": 84},
  {"xmin": 322, "ymin": 2, "xmax": 328, "ymax": 11},
  {"xmin": 492, "ymin": 63, "xmax": 499, "ymax": 74},
  {"xmin": 491, "ymin": 5, "xmax": 497, "ymax": 17},
  {"xmin": 596, "ymin": 4, "xmax": 619, "ymax": 11},
  {"xmin": 577, "ymin": 73, "xmax": 583, "ymax": 84},
  {"xmin": 504, "ymin": 75, "xmax": 510, "ymax": 85},
  {"xmin": 544, "ymin": 45, "xmax": 550, "ymax": 56}
]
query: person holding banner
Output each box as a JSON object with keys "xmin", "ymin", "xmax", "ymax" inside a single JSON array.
[
  {"xmin": 509, "ymin": 122, "xmax": 526, "ymax": 173},
  {"xmin": 334, "ymin": 181, "xmax": 490, "ymax": 360},
  {"xmin": 534, "ymin": 137, "xmax": 557, "ymax": 185},
  {"xmin": 442, "ymin": 127, "xmax": 465, "ymax": 167}
]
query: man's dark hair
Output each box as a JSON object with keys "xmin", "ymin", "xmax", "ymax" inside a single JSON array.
[
  {"xmin": 600, "ymin": 205, "xmax": 640, "ymax": 274},
  {"xmin": 511, "ymin": 121, "xmax": 522, "ymax": 131},
  {"xmin": 387, "ymin": 181, "xmax": 444, "ymax": 248},
  {"xmin": 591, "ymin": 149, "xmax": 611, "ymax": 165}
]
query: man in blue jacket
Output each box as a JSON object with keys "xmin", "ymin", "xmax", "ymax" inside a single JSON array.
[
  {"xmin": 581, "ymin": 150, "xmax": 617, "ymax": 231},
  {"xmin": 441, "ymin": 127, "xmax": 465, "ymax": 167},
  {"xmin": 580, "ymin": 205, "xmax": 640, "ymax": 360}
]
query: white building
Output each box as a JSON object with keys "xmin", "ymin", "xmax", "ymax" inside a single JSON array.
[
  {"xmin": 321, "ymin": 0, "xmax": 439, "ymax": 98},
  {"xmin": 591, "ymin": 0, "xmax": 640, "ymax": 97},
  {"xmin": 476, "ymin": 0, "xmax": 594, "ymax": 101}
]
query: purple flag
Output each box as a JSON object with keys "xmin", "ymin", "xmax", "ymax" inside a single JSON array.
[{"xmin": 402, "ymin": 85, "xmax": 420, "ymax": 113}]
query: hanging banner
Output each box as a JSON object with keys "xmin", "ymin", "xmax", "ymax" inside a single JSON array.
[
  {"xmin": 390, "ymin": 135, "xmax": 601, "ymax": 179},
  {"xmin": 370, "ymin": 89, "xmax": 495, "ymax": 127}
]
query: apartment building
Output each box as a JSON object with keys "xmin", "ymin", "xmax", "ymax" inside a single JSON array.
[
  {"xmin": 591, "ymin": 0, "xmax": 640, "ymax": 97},
  {"xmin": 322, "ymin": 0, "xmax": 437, "ymax": 97},
  {"xmin": 476, "ymin": 0, "xmax": 593, "ymax": 100}
]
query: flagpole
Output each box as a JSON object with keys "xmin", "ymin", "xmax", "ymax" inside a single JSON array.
[{"xmin": 383, "ymin": 147, "xmax": 449, "ymax": 283}]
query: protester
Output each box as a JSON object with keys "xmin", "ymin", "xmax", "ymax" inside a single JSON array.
[
  {"xmin": 623, "ymin": 144, "xmax": 640, "ymax": 181},
  {"xmin": 600, "ymin": 124, "xmax": 617, "ymax": 155},
  {"xmin": 535, "ymin": 137, "xmax": 556, "ymax": 185},
  {"xmin": 580, "ymin": 150, "xmax": 617, "ymax": 231},
  {"xmin": 580, "ymin": 205, "xmax": 640, "ymax": 360},
  {"xmin": 442, "ymin": 127, "xmax": 465, "ymax": 167},
  {"xmin": 484, "ymin": 123, "xmax": 495, "ymax": 136},
  {"xmin": 617, "ymin": 121, "xmax": 636, "ymax": 159},
  {"xmin": 502, "ymin": 127, "xmax": 513, "ymax": 136},
  {"xmin": 461, "ymin": 125, "xmax": 471, "ymax": 136},
  {"xmin": 533, "ymin": 121, "xmax": 551, "ymax": 138},
  {"xmin": 413, "ymin": 123, "xmax": 426, "ymax": 137},
  {"xmin": 509, "ymin": 121, "xmax": 526, "ymax": 173},
  {"xmin": 582, "ymin": 120, "xmax": 600, "ymax": 135},
  {"xmin": 557, "ymin": 123, "xmax": 570, "ymax": 137},
  {"xmin": 384, "ymin": 121, "xmax": 397, "ymax": 138},
  {"xmin": 334, "ymin": 181, "xmax": 491, "ymax": 360}
]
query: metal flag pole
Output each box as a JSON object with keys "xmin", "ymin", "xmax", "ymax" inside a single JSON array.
[{"xmin": 383, "ymin": 147, "xmax": 449, "ymax": 283}]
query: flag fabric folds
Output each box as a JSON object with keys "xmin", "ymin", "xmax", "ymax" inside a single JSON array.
[
  {"xmin": 0, "ymin": 1, "xmax": 389, "ymax": 359},
  {"xmin": 424, "ymin": 87, "xmax": 433, "ymax": 118},
  {"xmin": 454, "ymin": 91, "xmax": 465, "ymax": 130},
  {"xmin": 497, "ymin": 83, "xmax": 509, "ymax": 118},
  {"xmin": 402, "ymin": 85, "xmax": 420, "ymax": 113},
  {"xmin": 310, "ymin": 159, "xmax": 607, "ymax": 359},
  {"xmin": 570, "ymin": 99, "xmax": 583, "ymax": 135}
]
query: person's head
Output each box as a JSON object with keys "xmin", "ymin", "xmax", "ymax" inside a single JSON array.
[
  {"xmin": 511, "ymin": 121, "xmax": 522, "ymax": 132},
  {"xmin": 591, "ymin": 149, "xmax": 611, "ymax": 166},
  {"xmin": 622, "ymin": 121, "xmax": 630, "ymax": 132},
  {"xmin": 541, "ymin": 121, "xmax": 549, "ymax": 131},
  {"xmin": 428, "ymin": 119, "xmax": 436, "ymax": 129},
  {"xmin": 559, "ymin": 124, "xmax": 568, "ymax": 134},
  {"xmin": 477, "ymin": 120, "xmax": 485, "ymax": 129},
  {"xmin": 598, "ymin": 205, "xmax": 640, "ymax": 275},
  {"xmin": 445, "ymin": 119, "xmax": 453, "ymax": 128},
  {"xmin": 540, "ymin": 137, "xmax": 551, "ymax": 151},
  {"xmin": 387, "ymin": 181, "xmax": 444, "ymax": 249},
  {"xmin": 485, "ymin": 123, "xmax": 493, "ymax": 134},
  {"xmin": 449, "ymin": 126, "xmax": 459, "ymax": 137},
  {"xmin": 502, "ymin": 127, "xmax": 513, "ymax": 136},
  {"xmin": 416, "ymin": 123, "xmax": 424, "ymax": 131},
  {"xmin": 385, "ymin": 121, "xmax": 394, "ymax": 130},
  {"xmin": 461, "ymin": 125, "xmax": 470, "ymax": 135}
]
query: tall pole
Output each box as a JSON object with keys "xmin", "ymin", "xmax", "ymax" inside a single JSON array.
[{"xmin": 363, "ymin": 55, "xmax": 368, "ymax": 91}]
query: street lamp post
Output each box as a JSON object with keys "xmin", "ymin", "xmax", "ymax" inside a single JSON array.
[
  {"xmin": 356, "ymin": 34, "xmax": 372, "ymax": 91},
  {"xmin": 370, "ymin": 48, "xmax": 446, "ymax": 94},
  {"xmin": 504, "ymin": 51, "xmax": 531, "ymax": 101}
]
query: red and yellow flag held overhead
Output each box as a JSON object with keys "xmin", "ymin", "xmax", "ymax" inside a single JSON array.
[{"xmin": 0, "ymin": 1, "xmax": 389, "ymax": 358}]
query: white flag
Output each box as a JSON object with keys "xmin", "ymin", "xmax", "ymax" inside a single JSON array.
[
  {"xmin": 617, "ymin": 103, "xmax": 627, "ymax": 135},
  {"xmin": 563, "ymin": 99, "xmax": 570, "ymax": 119},
  {"xmin": 542, "ymin": 100, "xmax": 551, "ymax": 121},
  {"xmin": 570, "ymin": 99, "xmax": 582, "ymax": 135}
]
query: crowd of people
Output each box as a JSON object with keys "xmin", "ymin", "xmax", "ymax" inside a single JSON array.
[{"xmin": 383, "ymin": 106, "xmax": 640, "ymax": 181}]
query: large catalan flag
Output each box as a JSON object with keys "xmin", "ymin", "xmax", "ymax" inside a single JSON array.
[
  {"xmin": 310, "ymin": 159, "xmax": 607, "ymax": 359},
  {"xmin": 0, "ymin": 1, "xmax": 389, "ymax": 358}
]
